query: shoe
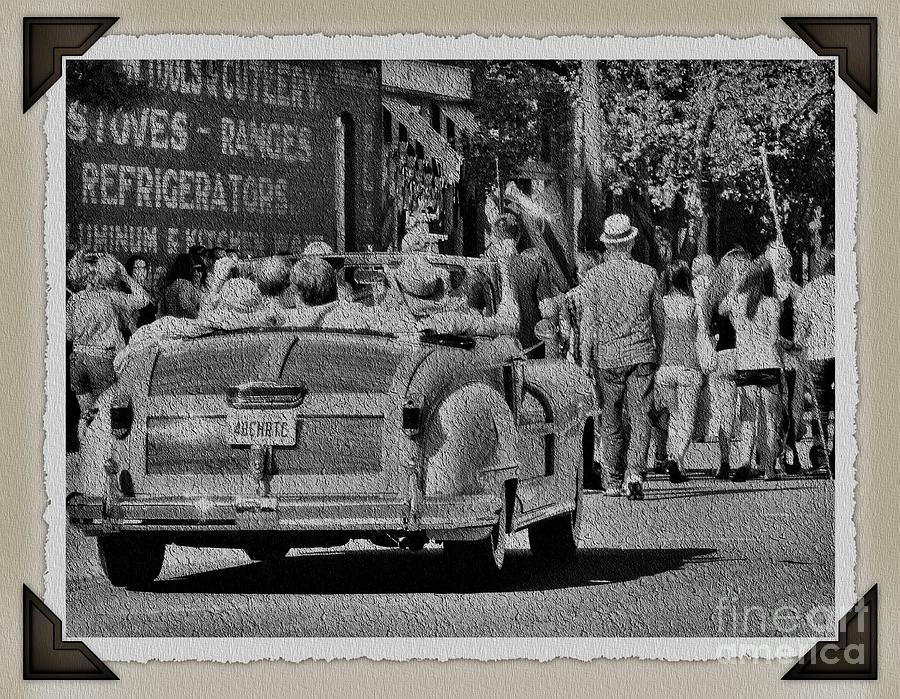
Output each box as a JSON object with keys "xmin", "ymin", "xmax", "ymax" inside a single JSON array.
[
  {"xmin": 604, "ymin": 484, "xmax": 623, "ymax": 497},
  {"xmin": 625, "ymin": 477, "xmax": 645, "ymax": 501},
  {"xmin": 731, "ymin": 465, "xmax": 751, "ymax": 483},
  {"xmin": 652, "ymin": 459, "xmax": 668, "ymax": 474},
  {"xmin": 584, "ymin": 465, "xmax": 604, "ymax": 491},
  {"xmin": 714, "ymin": 462, "xmax": 731, "ymax": 480},
  {"xmin": 808, "ymin": 446, "xmax": 828, "ymax": 472},
  {"xmin": 764, "ymin": 473, "xmax": 780, "ymax": 481},
  {"xmin": 667, "ymin": 460, "xmax": 688, "ymax": 483},
  {"xmin": 781, "ymin": 453, "xmax": 801, "ymax": 475}
]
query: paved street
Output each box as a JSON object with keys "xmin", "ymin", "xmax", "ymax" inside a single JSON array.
[{"xmin": 65, "ymin": 441, "xmax": 834, "ymax": 639}]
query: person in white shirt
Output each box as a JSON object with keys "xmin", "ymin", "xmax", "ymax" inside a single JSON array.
[
  {"xmin": 720, "ymin": 259, "xmax": 784, "ymax": 482},
  {"xmin": 701, "ymin": 247, "xmax": 753, "ymax": 479},
  {"xmin": 795, "ymin": 250, "xmax": 835, "ymax": 473},
  {"xmin": 654, "ymin": 260, "xmax": 703, "ymax": 483},
  {"xmin": 66, "ymin": 251, "xmax": 150, "ymax": 431}
]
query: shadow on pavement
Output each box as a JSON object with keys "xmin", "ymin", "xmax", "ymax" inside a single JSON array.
[
  {"xmin": 136, "ymin": 546, "xmax": 719, "ymax": 596},
  {"xmin": 641, "ymin": 484, "xmax": 820, "ymax": 500}
]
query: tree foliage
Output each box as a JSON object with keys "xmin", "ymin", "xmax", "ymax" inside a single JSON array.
[
  {"xmin": 593, "ymin": 60, "xmax": 835, "ymax": 264},
  {"xmin": 460, "ymin": 61, "xmax": 581, "ymax": 195}
]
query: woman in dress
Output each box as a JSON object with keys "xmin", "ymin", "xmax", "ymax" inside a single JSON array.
[
  {"xmin": 720, "ymin": 260, "xmax": 785, "ymax": 482},
  {"xmin": 653, "ymin": 260, "xmax": 703, "ymax": 483}
]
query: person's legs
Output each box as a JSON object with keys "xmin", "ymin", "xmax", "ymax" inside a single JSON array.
[
  {"xmin": 732, "ymin": 384, "xmax": 757, "ymax": 481},
  {"xmin": 72, "ymin": 351, "xmax": 116, "ymax": 434},
  {"xmin": 598, "ymin": 368, "xmax": 627, "ymax": 493},
  {"xmin": 652, "ymin": 407, "xmax": 670, "ymax": 472},
  {"xmin": 668, "ymin": 368, "xmax": 703, "ymax": 465},
  {"xmin": 586, "ymin": 370, "xmax": 605, "ymax": 489},
  {"xmin": 781, "ymin": 369, "xmax": 800, "ymax": 472},
  {"xmin": 809, "ymin": 358, "xmax": 835, "ymax": 471},
  {"xmin": 652, "ymin": 366, "xmax": 674, "ymax": 473},
  {"xmin": 70, "ymin": 352, "xmax": 96, "ymax": 434},
  {"xmin": 624, "ymin": 363, "xmax": 656, "ymax": 493},
  {"xmin": 756, "ymin": 384, "xmax": 784, "ymax": 479},
  {"xmin": 710, "ymin": 350, "xmax": 737, "ymax": 477}
]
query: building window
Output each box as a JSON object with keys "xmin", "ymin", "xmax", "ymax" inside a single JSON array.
[
  {"xmin": 446, "ymin": 118, "xmax": 456, "ymax": 148},
  {"xmin": 382, "ymin": 107, "xmax": 392, "ymax": 144},
  {"xmin": 398, "ymin": 123, "xmax": 408, "ymax": 143},
  {"xmin": 430, "ymin": 102, "xmax": 441, "ymax": 134},
  {"xmin": 335, "ymin": 113, "xmax": 357, "ymax": 252}
]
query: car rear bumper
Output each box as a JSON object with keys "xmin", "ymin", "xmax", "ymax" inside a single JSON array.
[{"xmin": 66, "ymin": 493, "xmax": 499, "ymax": 541}]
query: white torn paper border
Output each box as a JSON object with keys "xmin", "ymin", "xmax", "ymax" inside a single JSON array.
[{"xmin": 42, "ymin": 32, "xmax": 857, "ymax": 662}]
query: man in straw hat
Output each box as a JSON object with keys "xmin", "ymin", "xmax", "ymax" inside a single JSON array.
[
  {"xmin": 387, "ymin": 252, "xmax": 520, "ymax": 338},
  {"xmin": 574, "ymin": 213, "xmax": 665, "ymax": 500}
]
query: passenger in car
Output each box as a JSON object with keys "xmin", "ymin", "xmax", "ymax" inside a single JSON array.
[
  {"xmin": 278, "ymin": 255, "xmax": 401, "ymax": 333},
  {"xmin": 399, "ymin": 253, "xmax": 521, "ymax": 338},
  {"xmin": 282, "ymin": 256, "xmax": 341, "ymax": 327},
  {"xmin": 252, "ymin": 255, "xmax": 296, "ymax": 310},
  {"xmin": 466, "ymin": 213, "xmax": 552, "ymax": 350},
  {"xmin": 115, "ymin": 277, "xmax": 283, "ymax": 373}
]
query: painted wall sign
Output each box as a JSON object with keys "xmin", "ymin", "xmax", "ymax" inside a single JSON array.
[{"xmin": 66, "ymin": 59, "xmax": 382, "ymax": 278}]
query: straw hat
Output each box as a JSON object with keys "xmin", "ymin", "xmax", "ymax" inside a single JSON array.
[
  {"xmin": 394, "ymin": 254, "xmax": 445, "ymax": 300},
  {"xmin": 200, "ymin": 278, "xmax": 281, "ymax": 330},
  {"xmin": 600, "ymin": 214, "xmax": 638, "ymax": 246},
  {"xmin": 400, "ymin": 232, "xmax": 431, "ymax": 253},
  {"xmin": 303, "ymin": 241, "xmax": 334, "ymax": 256}
]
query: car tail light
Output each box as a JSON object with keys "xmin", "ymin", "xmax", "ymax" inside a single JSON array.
[
  {"xmin": 110, "ymin": 398, "xmax": 133, "ymax": 440},
  {"xmin": 402, "ymin": 396, "xmax": 424, "ymax": 437}
]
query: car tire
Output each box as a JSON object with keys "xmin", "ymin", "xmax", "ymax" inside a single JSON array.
[
  {"xmin": 528, "ymin": 508, "xmax": 581, "ymax": 561},
  {"xmin": 443, "ymin": 497, "xmax": 508, "ymax": 576},
  {"xmin": 244, "ymin": 545, "xmax": 291, "ymax": 562},
  {"xmin": 529, "ymin": 459, "xmax": 583, "ymax": 562},
  {"xmin": 97, "ymin": 535, "xmax": 165, "ymax": 587}
]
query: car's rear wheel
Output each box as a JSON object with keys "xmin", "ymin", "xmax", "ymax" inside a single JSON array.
[
  {"xmin": 529, "ymin": 446, "xmax": 584, "ymax": 561},
  {"xmin": 443, "ymin": 497, "xmax": 508, "ymax": 576},
  {"xmin": 244, "ymin": 545, "xmax": 291, "ymax": 562},
  {"xmin": 528, "ymin": 507, "xmax": 581, "ymax": 561},
  {"xmin": 97, "ymin": 535, "xmax": 165, "ymax": 587}
]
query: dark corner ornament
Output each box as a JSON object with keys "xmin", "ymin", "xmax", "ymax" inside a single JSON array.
[
  {"xmin": 783, "ymin": 585, "xmax": 878, "ymax": 681},
  {"xmin": 23, "ymin": 585, "xmax": 118, "ymax": 680},
  {"xmin": 22, "ymin": 16, "xmax": 119, "ymax": 113},
  {"xmin": 782, "ymin": 17, "xmax": 878, "ymax": 112}
]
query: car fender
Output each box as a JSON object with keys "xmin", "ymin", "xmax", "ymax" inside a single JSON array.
[{"xmin": 421, "ymin": 382, "xmax": 520, "ymax": 498}]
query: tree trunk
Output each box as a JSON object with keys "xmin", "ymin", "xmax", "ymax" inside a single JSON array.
[
  {"xmin": 692, "ymin": 72, "xmax": 722, "ymax": 254},
  {"xmin": 578, "ymin": 60, "xmax": 609, "ymax": 251}
]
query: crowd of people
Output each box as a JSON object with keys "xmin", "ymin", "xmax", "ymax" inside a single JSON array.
[
  {"xmin": 65, "ymin": 211, "xmax": 836, "ymax": 502},
  {"xmin": 64, "ymin": 225, "xmax": 523, "ymax": 445},
  {"xmin": 540, "ymin": 213, "xmax": 836, "ymax": 500}
]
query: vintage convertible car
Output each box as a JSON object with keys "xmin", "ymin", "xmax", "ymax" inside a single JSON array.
[{"xmin": 67, "ymin": 254, "xmax": 597, "ymax": 586}]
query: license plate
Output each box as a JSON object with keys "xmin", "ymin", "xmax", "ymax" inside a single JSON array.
[{"xmin": 227, "ymin": 411, "xmax": 297, "ymax": 446}]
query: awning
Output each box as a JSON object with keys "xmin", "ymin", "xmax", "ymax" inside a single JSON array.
[
  {"xmin": 383, "ymin": 96, "xmax": 462, "ymax": 183},
  {"xmin": 441, "ymin": 103, "xmax": 478, "ymax": 136}
]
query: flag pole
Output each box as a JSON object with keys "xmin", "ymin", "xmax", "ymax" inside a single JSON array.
[
  {"xmin": 759, "ymin": 144, "xmax": 783, "ymax": 244},
  {"xmin": 495, "ymin": 156, "xmax": 502, "ymax": 214}
]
